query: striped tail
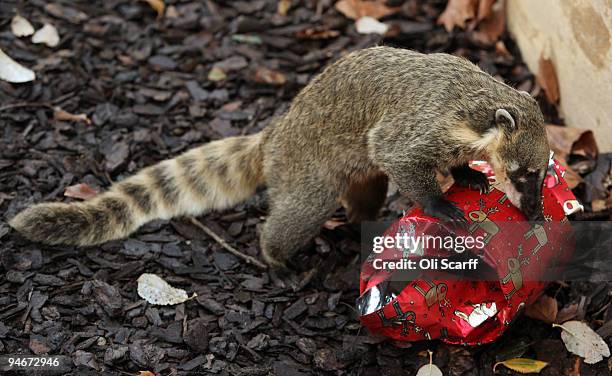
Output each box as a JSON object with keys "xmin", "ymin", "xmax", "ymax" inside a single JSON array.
[{"xmin": 9, "ymin": 133, "xmax": 265, "ymax": 246}]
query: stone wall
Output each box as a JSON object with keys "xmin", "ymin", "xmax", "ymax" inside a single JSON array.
[{"xmin": 506, "ymin": 0, "xmax": 612, "ymax": 151}]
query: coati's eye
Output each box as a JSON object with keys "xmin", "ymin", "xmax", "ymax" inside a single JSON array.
[{"xmin": 509, "ymin": 168, "xmax": 542, "ymax": 190}]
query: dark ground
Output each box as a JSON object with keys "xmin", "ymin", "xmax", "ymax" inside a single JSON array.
[{"xmin": 0, "ymin": 1, "xmax": 610, "ymax": 375}]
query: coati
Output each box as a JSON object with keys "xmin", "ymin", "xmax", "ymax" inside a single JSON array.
[{"xmin": 9, "ymin": 47, "xmax": 550, "ymax": 268}]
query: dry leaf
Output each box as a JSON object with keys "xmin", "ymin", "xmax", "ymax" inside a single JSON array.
[
  {"xmin": 208, "ymin": 67, "xmax": 227, "ymax": 81},
  {"xmin": 537, "ymin": 55, "xmax": 559, "ymax": 104},
  {"xmin": 165, "ymin": 5, "xmax": 178, "ymax": 18},
  {"xmin": 142, "ymin": 0, "xmax": 165, "ymax": 19},
  {"xmin": 555, "ymin": 303, "xmax": 579, "ymax": 324},
  {"xmin": 547, "ymin": 127, "xmax": 599, "ymax": 176},
  {"xmin": 570, "ymin": 357, "xmax": 581, "ymax": 376},
  {"xmin": 0, "ymin": 192, "xmax": 15, "ymax": 207},
  {"xmin": 355, "ymin": 16, "xmax": 389, "ymax": 35},
  {"xmin": 493, "ymin": 358, "xmax": 548, "ymax": 374},
  {"xmin": 253, "ymin": 66, "xmax": 286, "ymax": 85},
  {"xmin": 137, "ymin": 372, "xmax": 156, "ymax": 376},
  {"xmin": 439, "ymin": 0, "xmax": 501, "ymax": 35},
  {"xmin": 32, "ymin": 23, "xmax": 60, "ymax": 48},
  {"xmin": 545, "ymin": 125, "xmax": 598, "ymax": 162},
  {"xmin": 416, "ymin": 364, "xmax": 442, "ymax": 376},
  {"xmin": 545, "ymin": 124, "xmax": 597, "ymax": 180},
  {"xmin": 137, "ymin": 273, "xmax": 192, "ymax": 305},
  {"xmin": 221, "ymin": 101, "xmax": 242, "ymax": 112},
  {"xmin": 591, "ymin": 199, "xmax": 607, "ymax": 212},
  {"xmin": 44, "ymin": 3, "xmax": 88, "ymax": 24},
  {"xmin": 323, "ymin": 218, "xmax": 346, "ymax": 230},
  {"xmin": 476, "ymin": 0, "xmax": 496, "ymax": 21},
  {"xmin": 553, "ymin": 321, "xmax": 610, "ymax": 364},
  {"xmin": 295, "ymin": 27, "xmax": 340, "ymax": 40},
  {"xmin": 64, "ymin": 183, "xmax": 100, "ymax": 200},
  {"xmin": 53, "ymin": 106, "xmax": 92, "ymax": 125},
  {"xmin": 525, "ymin": 295, "xmax": 558, "ymax": 324},
  {"xmin": 11, "ymin": 14, "xmax": 35, "ymax": 37},
  {"xmin": 495, "ymin": 40, "xmax": 511, "ymax": 57},
  {"xmin": 472, "ymin": 3, "xmax": 504, "ymax": 44},
  {"xmin": 278, "ymin": 0, "xmax": 292, "ymax": 16},
  {"xmin": 0, "ymin": 48, "xmax": 36, "ymax": 83},
  {"xmin": 558, "ymin": 160, "xmax": 583, "ymax": 189},
  {"xmin": 335, "ymin": 0, "xmax": 401, "ymax": 20},
  {"xmin": 232, "ymin": 34, "xmax": 263, "ymax": 45},
  {"xmin": 139, "ymin": 88, "xmax": 172, "ymax": 101},
  {"xmin": 437, "ymin": 0, "xmax": 478, "ymax": 32},
  {"xmin": 416, "ymin": 350, "xmax": 442, "ymax": 376},
  {"xmin": 571, "ymin": 132, "xmax": 599, "ymax": 160}
]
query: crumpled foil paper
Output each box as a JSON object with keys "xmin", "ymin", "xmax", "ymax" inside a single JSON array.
[{"xmin": 357, "ymin": 157, "xmax": 581, "ymax": 345}]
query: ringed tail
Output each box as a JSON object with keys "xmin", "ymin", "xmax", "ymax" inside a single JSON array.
[{"xmin": 9, "ymin": 133, "xmax": 265, "ymax": 246}]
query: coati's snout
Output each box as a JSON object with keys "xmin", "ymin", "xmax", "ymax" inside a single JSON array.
[
  {"xmin": 491, "ymin": 106, "xmax": 549, "ymax": 222},
  {"xmin": 501, "ymin": 170, "xmax": 545, "ymax": 221}
]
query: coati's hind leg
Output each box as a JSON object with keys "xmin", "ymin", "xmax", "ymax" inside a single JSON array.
[
  {"xmin": 340, "ymin": 173, "xmax": 388, "ymax": 223},
  {"xmin": 260, "ymin": 181, "xmax": 339, "ymax": 268},
  {"xmin": 450, "ymin": 164, "xmax": 490, "ymax": 194}
]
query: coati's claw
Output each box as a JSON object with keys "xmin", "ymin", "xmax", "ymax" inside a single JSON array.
[
  {"xmin": 450, "ymin": 166, "xmax": 490, "ymax": 194},
  {"xmin": 422, "ymin": 197, "xmax": 467, "ymax": 225}
]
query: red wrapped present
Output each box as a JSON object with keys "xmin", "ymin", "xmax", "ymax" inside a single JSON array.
[{"xmin": 357, "ymin": 156, "xmax": 581, "ymax": 345}]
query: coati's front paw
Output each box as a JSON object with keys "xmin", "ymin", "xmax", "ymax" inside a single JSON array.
[
  {"xmin": 422, "ymin": 196, "xmax": 467, "ymax": 225},
  {"xmin": 451, "ymin": 166, "xmax": 490, "ymax": 194}
]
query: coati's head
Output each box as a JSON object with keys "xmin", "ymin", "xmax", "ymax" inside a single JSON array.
[{"xmin": 488, "ymin": 99, "xmax": 549, "ymax": 222}]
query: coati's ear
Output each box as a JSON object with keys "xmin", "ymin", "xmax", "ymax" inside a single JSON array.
[{"xmin": 495, "ymin": 108, "xmax": 515, "ymax": 131}]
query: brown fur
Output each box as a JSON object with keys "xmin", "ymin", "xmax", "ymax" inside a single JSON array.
[
  {"xmin": 340, "ymin": 173, "xmax": 388, "ymax": 223},
  {"xmin": 10, "ymin": 47, "xmax": 549, "ymax": 268},
  {"xmin": 10, "ymin": 134, "xmax": 264, "ymax": 246}
]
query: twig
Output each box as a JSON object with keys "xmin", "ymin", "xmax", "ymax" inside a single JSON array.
[
  {"xmin": 188, "ymin": 217, "xmax": 268, "ymax": 270},
  {"xmin": 0, "ymin": 92, "xmax": 77, "ymax": 112},
  {"xmin": 0, "ymin": 102, "xmax": 53, "ymax": 112}
]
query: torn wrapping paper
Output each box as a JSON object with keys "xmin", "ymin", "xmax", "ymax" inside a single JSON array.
[{"xmin": 357, "ymin": 157, "xmax": 581, "ymax": 345}]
